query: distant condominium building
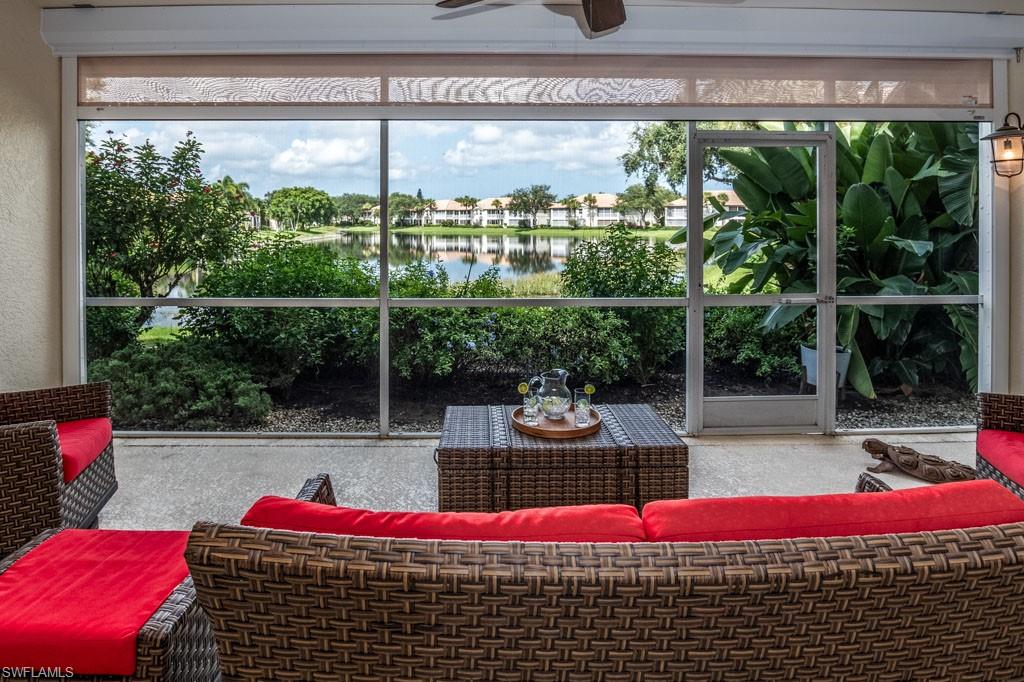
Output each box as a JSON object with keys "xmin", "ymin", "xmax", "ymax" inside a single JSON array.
[{"xmin": 360, "ymin": 190, "xmax": 743, "ymax": 227}]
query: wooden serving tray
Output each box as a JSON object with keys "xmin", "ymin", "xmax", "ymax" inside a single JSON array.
[{"xmin": 510, "ymin": 405, "xmax": 601, "ymax": 439}]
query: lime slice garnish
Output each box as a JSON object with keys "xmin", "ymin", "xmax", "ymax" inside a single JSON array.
[
  {"xmin": 584, "ymin": 384, "xmax": 596, "ymax": 395},
  {"xmin": 517, "ymin": 382, "xmax": 529, "ymax": 395}
]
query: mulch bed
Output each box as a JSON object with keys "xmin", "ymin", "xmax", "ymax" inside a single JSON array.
[{"xmin": 247, "ymin": 367, "xmax": 974, "ymax": 433}]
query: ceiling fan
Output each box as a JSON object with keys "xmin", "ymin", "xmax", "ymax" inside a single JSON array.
[{"xmin": 436, "ymin": 0, "xmax": 628, "ymax": 35}]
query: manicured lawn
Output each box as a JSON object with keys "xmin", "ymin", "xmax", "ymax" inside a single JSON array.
[
  {"xmin": 338, "ymin": 225, "xmax": 678, "ymax": 240},
  {"xmin": 253, "ymin": 225, "xmax": 346, "ymax": 241},
  {"xmin": 138, "ymin": 326, "xmax": 180, "ymax": 344}
]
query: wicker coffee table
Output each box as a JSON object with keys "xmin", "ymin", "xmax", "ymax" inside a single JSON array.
[{"xmin": 436, "ymin": 403, "xmax": 688, "ymax": 512}]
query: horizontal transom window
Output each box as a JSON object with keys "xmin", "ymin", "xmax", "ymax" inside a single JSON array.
[{"xmin": 78, "ymin": 55, "xmax": 992, "ymax": 108}]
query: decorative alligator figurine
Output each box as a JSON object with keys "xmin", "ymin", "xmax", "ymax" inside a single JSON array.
[{"xmin": 862, "ymin": 438, "xmax": 976, "ymax": 483}]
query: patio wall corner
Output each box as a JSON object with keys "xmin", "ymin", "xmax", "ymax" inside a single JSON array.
[{"xmin": 0, "ymin": 0, "xmax": 62, "ymax": 390}]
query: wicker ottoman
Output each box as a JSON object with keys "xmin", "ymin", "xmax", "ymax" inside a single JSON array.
[
  {"xmin": 436, "ymin": 403, "xmax": 688, "ymax": 511},
  {"xmin": 0, "ymin": 529, "xmax": 218, "ymax": 682}
]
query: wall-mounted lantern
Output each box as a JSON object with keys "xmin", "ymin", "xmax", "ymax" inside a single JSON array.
[{"xmin": 983, "ymin": 113, "xmax": 1024, "ymax": 178}]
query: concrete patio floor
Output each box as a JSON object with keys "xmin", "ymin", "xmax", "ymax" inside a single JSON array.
[{"xmin": 101, "ymin": 432, "xmax": 976, "ymax": 530}]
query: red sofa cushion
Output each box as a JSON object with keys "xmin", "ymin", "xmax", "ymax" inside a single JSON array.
[
  {"xmin": 241, "ymin": 496, "xmax": 646, "ymax": 542},
  {"xmin": 0, "ymin": 529, "xmax": 189, "ymax": 675},
  {"xmin": 977, "ymin": 429, "xmax": 1024, "ymax": 486},
  {"xmin": 643, "ymin": 479, "xmax": 1024, "ymax": 543},
  {"xmin": 56, "ymin": 417, "xmax": 112, "ymax": 483}
]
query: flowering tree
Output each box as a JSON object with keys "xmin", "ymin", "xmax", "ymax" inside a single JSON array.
[{"xmin": 85, "ymin": 132, "xmax": 249, "ymax": 307}]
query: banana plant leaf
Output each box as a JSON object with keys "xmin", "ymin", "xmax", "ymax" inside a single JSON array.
[
  {"xmin": 938, "ymin": 151, "xmax": 978, "ymax": 228},
  {"xmin": 842, "ymin": 183, "xmax": 888, "ymax": 250},
  {"xmin": 862, "ymin": 134, "xmax": 893, "ymax": 185},
  {"xmin": 884, "ymin": 236, "xmax": 934, "ymax": 257},
  {"xmin": 945, "ymin": 304, "xmax": 979, "ymax": 391},
  {"xmin": 719, "ymin": 149, "xmax": 782, "ymax": 194},
  {"xmin": 837, "ymin": 306, "xmax": 876, "ymax": 399},
  {"xmin": 732, "ymin": 174, "xmax": 771, "ymax": 213}
]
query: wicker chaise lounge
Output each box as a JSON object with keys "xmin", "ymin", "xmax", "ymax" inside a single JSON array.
[
  {"xmin": 0, "ymin": 381, "xmax": 118, "ymax": 556},
  {"xmin": 188, "ymin": 474, "xmax": 1024, "ymax": 681}
]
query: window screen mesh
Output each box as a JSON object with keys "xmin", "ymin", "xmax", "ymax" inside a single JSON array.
[{"xmin": 79, "ymin": 54, "xmax": 992, "ymax": 108}]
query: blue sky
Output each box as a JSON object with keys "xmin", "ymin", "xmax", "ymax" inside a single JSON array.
[{"xmin": 90, "ymin": 120, "xmax": 655, "ymax": 200}]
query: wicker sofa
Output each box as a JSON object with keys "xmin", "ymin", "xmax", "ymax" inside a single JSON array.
[
  {"xmin": 0, "ymin": 382, "xmax": 118, "ymax": 557},
  {"xmin": 187, "ymin": 474, "xmax": 1024, "ymax": 681}
]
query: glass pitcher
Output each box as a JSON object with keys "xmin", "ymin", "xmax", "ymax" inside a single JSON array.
[{"xmin": 529, "ymin": 369, "xmax": 572, "ymax": 420}]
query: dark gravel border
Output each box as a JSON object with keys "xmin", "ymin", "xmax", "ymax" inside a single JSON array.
[{"xmin": 238, "ymin": 371, "xmax": 974, "ymax": 434}]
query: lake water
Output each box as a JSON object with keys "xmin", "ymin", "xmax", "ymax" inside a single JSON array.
[
  {"xmin": 148, "ymin": 229, "xmax": 677, "ymax": 328},
  {"xmin": 315, "ymin": 231, "xmax": 634, "ymax": 282}
]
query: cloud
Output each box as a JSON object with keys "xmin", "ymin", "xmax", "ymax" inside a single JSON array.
[
  {"xmin": 392, "ymin": 121, "xmax": 456, "ymax": 140},
  {"xmin": 89, "ymin": 119, "xmax": 640, "ymax": 197},
  {"xmin": 441, "ymin": 121, "xmax": 635, "ymax": 174},
  {"xmin": 270, "ymin": 137, "xmax": 374, "ymax": 175},
  {"xmin": 388, "ymin": 151, "xmax": 419, "ymax": 180},
  {"xmin": 470, "ymin": 124, "xmax": 503, "ymax": 143}
]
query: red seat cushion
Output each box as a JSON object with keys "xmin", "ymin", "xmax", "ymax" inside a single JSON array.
[
  {"xmin": 0, "ymin": 529, "xmax": 189, "ymax": 675},
  {"xmin": 642, "ymin": 479, "xmax": 1024, "ymax": 543},
  {"xmin": 56, "ymin": 417, "xmax": 112, "ymax": 483},
  {"xmin": 978, "ymin": 429, "xmax": 1024, "ymax": 485},
  {"xmin": 241, "ymin": 496, "xmax": 646, "ymax": 543}
]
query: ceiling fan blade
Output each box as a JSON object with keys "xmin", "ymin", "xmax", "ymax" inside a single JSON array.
[
  {"xmin": 437, "ymin": 0, "xmax": 486, "ymax": 8},
  {"xmin": 582, "ymin": 0, "xmax": 626, "ymax": 33}
]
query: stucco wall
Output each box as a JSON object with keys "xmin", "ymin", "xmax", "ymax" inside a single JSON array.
[
  {"xmin": 1, "ymin": 2, "xmax": 1022, "ymax": 393},
  {"xmin": 1009, "ymin": 60, "xmax": 1024, "ymax": 393},
  {"xmin": 0, "ymin": 0, "xmax": 62, "ymax": 390}
]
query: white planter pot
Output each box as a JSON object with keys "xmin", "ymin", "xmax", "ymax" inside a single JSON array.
[{"xmin": 801, "ymin": 345, "xmax": 853, "ymax": 388}]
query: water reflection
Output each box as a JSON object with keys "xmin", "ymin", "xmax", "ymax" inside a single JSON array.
[
  {"xmin": 147, "ymin": 230, "xmax": 676, "ymax": 327},
  {"xmin": 319, "ymin": 231, "xmax": 592, "ymax": 282}
]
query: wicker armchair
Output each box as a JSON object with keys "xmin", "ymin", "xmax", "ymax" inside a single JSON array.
[
  {"xmin": 187, "ymin": 473, "xmax": 1024, "ymax": 681},
  {"xmin": 977, "ymin": 392, "xmax": 1024, "ymax": 499},
  {"xmin": 0, "ymin": 382, "xmax": 117, "ymax": 557}
]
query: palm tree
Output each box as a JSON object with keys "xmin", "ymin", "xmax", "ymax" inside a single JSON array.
[
  {"xmin": 562, "ymin": 195, "xmax": 582, "ymax": 228},
  {"xmin": 491, "ymin": 198, "xmax": 505, "ymax": 227},
  {"xmin": 416, "ymin": 198, "xmax": 436, "ymax": 226},
  {"xmin": 217, "ymin": 175, "xmax": 260, "ymax": 229},
  {"xmin": 582, "ymin": 193, "xmax": 599, "ymax": 228},
  {"xmin": 454, "ymin": 195, "xmax": 480, "ymax": 225}
]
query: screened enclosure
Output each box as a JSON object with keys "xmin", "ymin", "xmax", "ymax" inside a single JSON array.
[{"xmin": 73, "ymin": 54, "xmax": 992, "ymax": 435}]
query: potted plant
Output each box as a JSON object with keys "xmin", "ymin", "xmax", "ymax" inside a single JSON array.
[{"xmin": 800, "ymin": 335, "xmax": 853, "ymax": 390}]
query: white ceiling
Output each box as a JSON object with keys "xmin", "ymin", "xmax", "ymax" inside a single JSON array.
[{"xmin": 30, "ymin": 0, "xmax": 1024, "ymax": 13}]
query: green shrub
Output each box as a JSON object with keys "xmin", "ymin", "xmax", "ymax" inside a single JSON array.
[
  {"xmin": 561, "ymin": 225, "xmax": 685, "ymax": 382},
  {"xmin": 180, "ymin": 238, "xmax": 378, "ymax": 393},
  {"xmin": 86, "ymin": 307, "xmax": 141, "ymax": 361},
  {"xmin": 486, "ymin": 307, "xmax": 636, "ymax": 385},
  {"xmin": 89, "ymin": 341, "xmax": 271, "ymax": 430},
  {"xmin": 704, "ymin": 306, "xmax": 805, "ymax": 382},
  {"xmin": 84, "ymin": 270, "xmax": 145, "ymax": 361},
  {"xmin": 389, "ymin": 262, "xmax": 507, "ymax": 383}
]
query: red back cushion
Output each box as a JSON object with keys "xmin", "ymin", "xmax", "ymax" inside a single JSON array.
[
  {"xmin": 978, "ymin": 429, "xmax": 1024, "ymax": 485},
  {"xmin": 241, "ymin": 496, "xmax": 646, "ymax": 543},
  {"xmin": 56, "ymin": 417, "xmax": 112, "ymax": 483},
  {"xmin": 642, "ymin": 479, "xmax": 1024, "ymax": 543},
  {"xmin": 0, "ymin": 529, "xmax": 189, "ymax": 675}
]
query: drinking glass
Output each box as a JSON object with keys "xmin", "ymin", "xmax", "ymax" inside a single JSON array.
[
  {"xmin": 574, "ymin": 389, "xmax": 592, "ymax": 427},
  {"xmin": 522, "ymin": 394, "xmax": 540, "ymax": 426}
]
